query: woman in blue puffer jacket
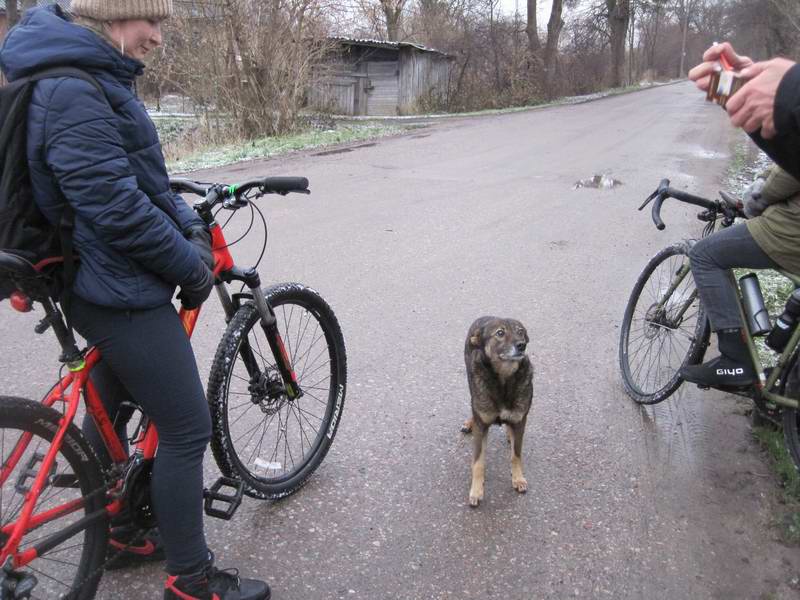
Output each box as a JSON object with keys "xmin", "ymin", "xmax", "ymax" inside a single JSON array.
[{"xmin": 0, "ymin": 2, "xmax": 269, "ymax": 599}]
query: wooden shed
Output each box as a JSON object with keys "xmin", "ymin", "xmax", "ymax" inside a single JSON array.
[{"xmin": 310, "ymin": 37, "xmax": 453, "ymax": 117}]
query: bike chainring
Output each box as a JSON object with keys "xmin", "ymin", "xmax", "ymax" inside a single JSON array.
[{"xmin": 119, "ymin": 458, "xmax": 157, "ymax": 530}]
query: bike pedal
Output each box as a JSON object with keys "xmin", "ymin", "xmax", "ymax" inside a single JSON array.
[
  {"xmin": 203, "ymin": 477, "xmax": 244, "ymax": 521},
  {"xmin": 14, "ymin": 452, "xmax": 57, "ymax": 495}
]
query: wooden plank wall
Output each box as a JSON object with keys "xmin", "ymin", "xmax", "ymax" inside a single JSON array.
[
  {"xmin": 364, "ymin": 61, "xmax": 398, "ymax": 116},
  {"xmin": 308, "ymin": 75, "xmax": 356, "ymax": 115},
  {"xmin": 398, "ymin": 48, "xmax": 451, "ymax": 114}
]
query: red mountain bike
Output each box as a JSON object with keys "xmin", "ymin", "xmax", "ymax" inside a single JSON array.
[{"xmin": 0, "ymin": 176, "xmax": 347, "ymax": 599}]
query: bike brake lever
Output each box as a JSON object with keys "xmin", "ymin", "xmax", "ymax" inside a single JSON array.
[
  {"xmin": 638, "ymin": 189, "xmax": 659, "ymax": 210},
  {"xmin": 223, "ymin": 195, "xmax": 249, "ymax": 210}
]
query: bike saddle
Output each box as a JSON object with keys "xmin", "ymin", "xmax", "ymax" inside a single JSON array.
[
  {"xmin": 0, "ymin": 252, "xmax": 39, "ymax": 279},
  {"xmin": 0, "ymin": 251, "xmax": 63, "ymax": 304}
]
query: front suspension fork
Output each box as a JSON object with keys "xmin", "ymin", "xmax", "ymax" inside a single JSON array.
[{"xmin": 218, "ymin": 268, "xmax": 300, "ymax": 399}]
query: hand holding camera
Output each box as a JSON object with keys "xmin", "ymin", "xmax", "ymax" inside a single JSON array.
[{"xmin": 690, "ymin": 42, "xmax": 797, "ymax": 139}]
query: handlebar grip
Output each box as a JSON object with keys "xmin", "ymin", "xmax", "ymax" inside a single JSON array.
[
  {"xmin": 658, "ymin": 178, "xmax": 670, "ymax": 192},
  {"xmin": 652, "ymin": 193, "xmax": 666, "ymax": 230},
  {"xmin": 170, "ymin": 178, "xmax": 209, "ymax": 196},
  {"xmin": 261, "ymin": 177, "xmax": 309, "ymax": 194}
]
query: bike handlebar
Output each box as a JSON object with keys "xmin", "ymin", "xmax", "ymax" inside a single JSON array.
[
  {"xmin": 169, "ymin": 176, "xmax": 311, "ymax": 221},
  {"xmin": 170, "ymin": 176, "xmax": 310, "ymax": 199},
  {"xmin": 170, "ymin": 178, "xmax": 209, "ymax": 196},
  {"xmin": 639, "ymin": 178, "xmax": 740, "ymax": 230}
]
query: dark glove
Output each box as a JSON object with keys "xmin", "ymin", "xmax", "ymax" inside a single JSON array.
[
  {"xmin": 742, "ymin": 176, "xmax": 768, "ymax": 218},
  {"xmin": 185, "ymin": 225, "xmax": 214, "ymax": 270},
  {"xmin": 177, "ymin": 263, "xmax": 214, "ymax": 310}
]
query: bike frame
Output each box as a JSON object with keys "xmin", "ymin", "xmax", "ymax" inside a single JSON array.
[
  {"xmin": 0, "ymin": 211, "xmax": 299, "ymax": 570},
  {"xmin": 657, "ymin": 255, "xmax": 800, "ymax": 409}
]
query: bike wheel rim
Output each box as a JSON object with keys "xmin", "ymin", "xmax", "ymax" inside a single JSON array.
[
  {"xmin": 623, "ymin": 252, "xmax": 702, "ymax": 397},
  {"xmin": 0, "ymin": 426, "xmax": 95, "ymax": 598},
  {"xmin": 224, "ymin": 300, "xmax": 337, "ymax": 485}
]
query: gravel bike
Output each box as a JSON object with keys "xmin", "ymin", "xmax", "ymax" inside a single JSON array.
[
  {"xmin": 618, "ymin": 179, "xmax": 800, "ymax": 467},
  {"xmin": 0, "ymin": 176, "xmax": 347, "ymax": 599}
]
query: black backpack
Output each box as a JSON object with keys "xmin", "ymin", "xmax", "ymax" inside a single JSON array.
[{"xmin": 0, "ymin": 67, "xmax": 104, "ymax": 301}]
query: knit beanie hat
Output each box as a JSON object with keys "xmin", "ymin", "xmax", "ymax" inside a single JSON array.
[{"xmin": 71, "ymin": 0, "xmax": 173, "ymax": 21}]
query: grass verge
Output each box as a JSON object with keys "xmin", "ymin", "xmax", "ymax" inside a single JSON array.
[
  {"xmin": 725, "ymin": 132, "xmax": 800, "ymax": 544},
  {"xmin": 752, "ymin": 426, "xmax": 800, "ymax": 545},
  {"xmin": 158, "ymin": 122, "xmax": 415, "ymax": 174}
]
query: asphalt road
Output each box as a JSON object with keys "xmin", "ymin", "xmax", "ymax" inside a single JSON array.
[{"xmin": 2, "ymin": 82, "xmax": 799, "ymax": 599}]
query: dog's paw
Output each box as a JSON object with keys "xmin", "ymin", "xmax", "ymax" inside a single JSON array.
[
  {"xmin": 461, "ymin": 418, "xmax": 473, "ymax": 434},
  {"xmin": 512, "ymin": 477, "xmax": 528, "ymax": 494},
  {"xmin": 468, "ymin": 479, "xmax": 484, "ymax": 507}
]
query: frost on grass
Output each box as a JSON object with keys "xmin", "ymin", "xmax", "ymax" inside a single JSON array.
[{"xmin": 166, "ymin": 124, "xmax": 407, "ymax": 173}]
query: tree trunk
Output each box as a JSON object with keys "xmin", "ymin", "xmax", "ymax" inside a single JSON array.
[
  {"xmin": 607, "ymin": 0, "xmax": 630, "ymax": 88},
  {"xmin": 526, "ymin": 0, "xmax": 540, "ymax": 55},
  {"xmin": 381, "ymin": 0, "xmax": 406, "ymax": 42},
  {"xmin": 20, "ymin": 0, "xmax": 36, "ymax": 10},
  {"xmin": 677, "ymin": 0, "xmax": 689, "ymax": 78},
  {"xmin": 6, "ymin": 1, "xmax": 19, "ymax": 29},
  {"xmin": 489, "ymin": 3, "xmax": 502, "ymax": 91},
  {"xmin": 647, "ymin": 4, "xmax": 661, "ymax": 72},
  {"xmin": 628, "ymin": 0, "xmax": 635, "ymax": 83},
  {"xmin": 543, "ymin": 0, "xmax": 563, "ymax": 97}
]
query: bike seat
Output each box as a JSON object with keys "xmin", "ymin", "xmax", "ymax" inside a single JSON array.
[
  {"xmin": 0, "ymin": 252, "xmax": 65, "ymax": 302},
  {"xmin": 0, "ymin": 251, "xmax": 40, "ymax": 279}
]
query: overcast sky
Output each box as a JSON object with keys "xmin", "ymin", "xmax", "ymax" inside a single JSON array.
[{"xmin": 498, "ymin": 0, "xmax": 557, "ymax": 18}]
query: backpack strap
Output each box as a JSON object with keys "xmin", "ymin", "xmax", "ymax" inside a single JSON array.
[{"xmin": 28, "ymin": 67, "xmax": 105, "ymax": 97}]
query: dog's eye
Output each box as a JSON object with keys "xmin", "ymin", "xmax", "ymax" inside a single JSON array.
[{"xmin": 495, "ymin": 329, "xmax": 505, "ymax": 338}]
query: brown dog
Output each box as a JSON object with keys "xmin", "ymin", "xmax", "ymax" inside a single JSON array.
[{"xmin": 461, "ymin": 316, "xmax": 533, "ymax": 507}]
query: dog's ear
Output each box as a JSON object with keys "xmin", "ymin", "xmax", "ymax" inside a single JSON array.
[
  {"xmin": 468, "ymin": 322, "xmax": 485, "ymax": 348},
  {"xmin": 469, "ymin": 330, "xmax": 482, "ymax": 348}
]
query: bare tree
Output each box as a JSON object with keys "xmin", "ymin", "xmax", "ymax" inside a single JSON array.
[
  {"xmin": 770, "ymin": 0, "xmax": 800, "ymax": 34},
  {"xmin": 162, "ymin": 0, "xmax": 331, "ymax": 138},
  {"xmin": 380, "ymin": 0, "xmax": 408, "ymax": 40},
  {"xmin": 526, "ymin": 0, "xmax": 541, "ymax": 54},
  {"xmin": 543, "ymin": 0, "xmax": 564, "ymax": 95},
  {"xmin": 607, "ymin": 0, "xmax": 630, "ymax": 86}
]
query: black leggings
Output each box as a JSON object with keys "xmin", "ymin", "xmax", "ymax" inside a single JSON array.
[{"xmin": 69, "ymin": 295, "xmax": 210, "ymax": 574}]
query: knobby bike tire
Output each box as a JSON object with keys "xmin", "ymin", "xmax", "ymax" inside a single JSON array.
[
  {"xmin": 208, "ymin": 283, "xmax": 347, "ymax": 499},
  {"xmin": 0, "ymin": 397, "xmax": 108, "ymax": 600},
  {"xmin": 619, "ymin": 243, "xmax": 710, "ymax": 405}
]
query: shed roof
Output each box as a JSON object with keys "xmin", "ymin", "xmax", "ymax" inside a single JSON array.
[{"xmin": 330, "ymin": 36, "xmax": 451, "ymax": 58}]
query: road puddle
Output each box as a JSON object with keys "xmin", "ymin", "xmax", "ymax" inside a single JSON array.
[{"xmin": 574, "ymin": 174, "xmax": 623, "ymax": 189}]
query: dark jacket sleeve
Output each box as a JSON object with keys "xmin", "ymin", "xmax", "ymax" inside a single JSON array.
[
  {"xmin": 172, "ymin": 193, "xmax": 206, "ymax": 232},
  {"xmin": 749, "ymin": 63, "xmax": 800, "ymax": 182},
  {"xmin": 42, "ymin": 78, "xmax": 204, "ymax": 286}
]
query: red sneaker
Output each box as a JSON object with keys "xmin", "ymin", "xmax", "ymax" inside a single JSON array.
[{"xmin": 106, "ymin": 526, "xmax": 165, "ymax": 570}]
